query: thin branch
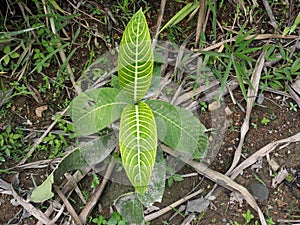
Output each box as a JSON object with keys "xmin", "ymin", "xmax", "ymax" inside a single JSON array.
[
  {"xmin": 79, "ymin": 156, "xmax": 116, "ymax": 224},
  {"xmin": 145, "ymin": 188, "xmax": 203, "ymax": 222},
  {"xmin": 161, "ymin": 145, "xmax": 267, "ymax": 225},
  {"xmin": 262, "ymin": 0, "xmax": 277, "ymax": 29},
  {"xmin": 152, "ymin": 0, "xmax": 166, "ymax": 49},
  {"xmin": 195, "ymin": 0, "xmax": 205, "ymax": 46},
  {"xmin": 54, "ymin": 185, "xmax": 83, "ymax": 225}
]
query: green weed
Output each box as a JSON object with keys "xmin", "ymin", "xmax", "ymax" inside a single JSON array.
[{"xmin": 0, "ymin": 126, "xmax": 26, "ymax": 164}]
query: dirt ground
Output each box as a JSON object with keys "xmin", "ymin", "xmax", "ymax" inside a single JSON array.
[{"xmin": 0, "ymin": 0, "xmax": 299, "ymax": 225}]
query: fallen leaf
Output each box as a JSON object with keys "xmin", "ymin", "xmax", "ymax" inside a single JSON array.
[
  {"xmin": 208, "ymin": 101, "xmax": 221, "ymax": 111},
  {"xmin": 225, "ymin": 106, "xmax": 233, "ymax": 116},
  {"xmin": 272, "ymin": 167, "xmax": 289, "ymax": 188},
  {"xmin": 268, "ymin": 158, "xmax": 280, "ymax": 172},
  {"xmin": 251, "ymin": 157, "xmax": 263, "ymax": 170},
  {"xmin": 186, "ymin": 196, "xmax": 210, "ymax": 213},
  {"xmin": 230, "ymin": 191, "xmax": 244, "ymax": 207},
  {"xmin": 276, "ymin": 199, "xmax": 287, "ymax": 207},
  {"xmin": 35, "ymin": 105, "xmax": 48, "ymax": 118}
]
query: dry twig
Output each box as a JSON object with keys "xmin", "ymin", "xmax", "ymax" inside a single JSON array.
[
  {"xmin": 145, "ymin": 188, "xmax": 203, "ymax": 222},
  {"xmin": 161, "ymin": 145, "xmax": 267, "ymax": 225},
  {"xmin": 53, "ymin": 185, "xmax": 83, "ymax": 225},
  {"xmin": 79, "ymin": 156, "xmax": 116, "ymax": 224},
  {"xmin": 262, "ymin": 0, "xmax": 277, "ymax": 29}
]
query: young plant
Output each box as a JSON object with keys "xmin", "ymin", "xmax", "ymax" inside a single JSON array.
[
  {"xmin": 30, "ymin": 9, "xmax": 208, "ymax": 222},
  {"xmin": 242, "ymin": 209, "xmax": 254, "ymax": 224},
  {"xmin": 261, "ymin": 117, "xmax": 270, "ymax": 125}
]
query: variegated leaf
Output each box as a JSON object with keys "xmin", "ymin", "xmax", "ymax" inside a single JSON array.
[
  {"xmin": 118, "ymin": 9, "xmax": 153, "ymax": 102},
  {"xmin": 119, "ymin": 102, "xmax": 157, "ymax": 194}
]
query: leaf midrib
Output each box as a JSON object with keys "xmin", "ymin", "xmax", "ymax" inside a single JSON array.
[
  {"xmin": 134, "ymin": 17, "xmax": 141, "ymax": 102},
  {"xmin": 135, "ymin": 105, "xmax": 142, "ymax": 183}
]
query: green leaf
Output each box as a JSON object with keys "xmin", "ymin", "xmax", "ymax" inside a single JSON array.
[
  {"xmin": 49, "ymin": 0, "xmax": 64, "ymax": 13},
  {"xmin": 288, "ymin": 12, "xmax": 300, "ymax": 35},
  {"xmin": 147, "ymin": 100, "xmax": 207, "ymax": 157},
  {"xmin": 29, "ymin": 133, "xmax": 117, "ymax": 203},
  {"xmin": 29, "ymin": 43, "xmax": 69, "ymax": 75},
  {"xmin": 29, "ymin": 174, "xmax": 54, "ymax": 203},
  {"xmin": 119, "ymin": 102, "xmax": 157, "ymax": 194},
  {"xmin": 118, "ymin": 9, "xmax": 154, "ymax": 103},
  {"xmin": 159, "ymin": 2, "xmax": 200, "ymax": 33},
  {"xmin": 115, "ymin": 194, "xmax": 144, "ymax": 224},
  {"xmin": 10, "ymin": 52, "xmax": 20, "ymax": 59},
  {"xmin": 137, "ymin": 146, "xmax": 166, "ymax": 207},
  {"xmin": 3, "ymin": 56, "xmax": 10, "ymax": 65},
  {"xmin": 173, "ymin": 174, "xmax": 184, "ymax": 182},
  {"xmin": 3, "ymin": 45, "xmax": 11, "ymax": 54},
  {"xmin": 70, "ymin": 88, "xmax": 129, "ymax": 136},
  {"xmin": 232, "ymin": 57, "xmax": 247, "ymax": 101}
]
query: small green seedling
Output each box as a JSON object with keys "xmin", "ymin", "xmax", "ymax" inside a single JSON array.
[
  {"xmin": 167, "ymin": 173, "xmax": 184, "ymax": 187},
  {"xmin": 266, "ymin": 217, "xmax": 276, "ymax": 225},
  {"xmin": 91, "ymin": 215, "xmax": 107, "ymax": 225},
  {"xmin": 289, "ymin": 102, "xmax": 298, "ymax": 112},
  {"xmin": 242, "ymin": 209, "xmax": 254, "ymax": 223},
  {"xmin": 261, "ymin": 117, "xmax": 270, "ymax": 125},
  {"xmin": 1, "ymin": 45, "xmax": 20, "ymax": 67},
  {"xmin": 251, "ymin": 122, "xmax": 257, "ymax": 129}
]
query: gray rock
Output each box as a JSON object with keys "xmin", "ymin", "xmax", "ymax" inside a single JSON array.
[{"xmin": 247, "ymin": 182, "xmax": 269, "ymax": 203}]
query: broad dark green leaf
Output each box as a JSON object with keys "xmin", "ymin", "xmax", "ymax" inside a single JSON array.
[
  {"xmin": 147, "ymin": 100, "xmax": 207, "ymax": 157},
  {"xmin": 70, "ymin": 87, "xmax": 129, "ymax": 136},
  {"xmin": 115, "ymin": 194, "xmax": 144, "ymax": 224}
]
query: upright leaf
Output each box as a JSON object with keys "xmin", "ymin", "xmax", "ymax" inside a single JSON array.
[
  {"xmin": 70, "ymin": 87, "xmax": 129, "ymax": 136},
  {"xmin": 118, "ymin": 9, "xmax": 154, "ymax": 102},
  {"xmin": 119, "ymin": 102, "xmax": 157, "ymax": 194},
  {"xmin": 147, "ymin": 100, "xmax": 207, "ymax": 157}
]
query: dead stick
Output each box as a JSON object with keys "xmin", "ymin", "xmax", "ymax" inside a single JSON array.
[
  {"xmin": 36, "ymin": 167, "xmax": 90, "ymax": 225},
  {"xmin": 226, "ymin": 52, "xmax": 265, "ymax": 175},
  {"xmin": 47, "ymin": 5, "xmax": 81, "ymax": 94},
  {"xmin": 11, "ymin": 186, "xmax": 50, "ymax": 224},
  {"xmin": 195, "ymin": 0, "xmax": 205, "ymax": 46},
  {"xmin": 262, "ymin": 0, "xmax": 277, "ymax": 29},
  {"xmin": 152, "ymin": 0, "xmax": 166, "ymax": 49},
  {"xmin": 144, "ymin": 188, "xmax": 203, "ymax": 222},
  {"xmin": 53, "ymin": 185, "xmax": 83, "ymax": 225},
  {"xmin": 230, "ymin": 132, "xmax": 300, "ymax": 179},
  {"xmin": 199, "ymin": 34, "xmax": 297, "ymax": 52},
  {"xmin": 79, "ymin": 156, "xmax": 115, "ymax": 224},
  {"xmin": 161, "ymin": 145, "xmax": 267, "ymax": 225}
]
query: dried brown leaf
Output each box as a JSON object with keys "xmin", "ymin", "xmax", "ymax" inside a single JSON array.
[{"xmin": 35, "ymin": 105, "xmax": 48, "ymax": 118}]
